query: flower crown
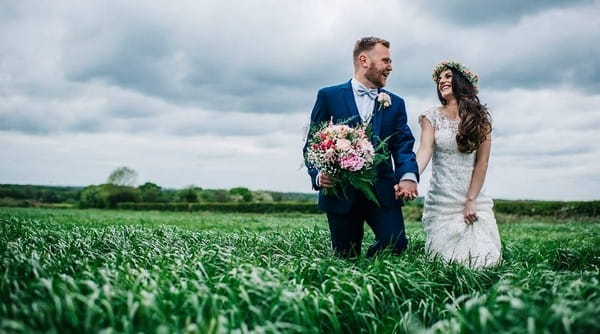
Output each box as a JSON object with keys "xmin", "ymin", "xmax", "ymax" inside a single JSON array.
[{"xmin": 432, "ymin": 60, "xmax": 479, "ymax": 91}]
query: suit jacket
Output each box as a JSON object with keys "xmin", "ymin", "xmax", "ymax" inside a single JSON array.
[{"xmin": 303, "ymin": 80, "xmax": 419, "ymax": 214}]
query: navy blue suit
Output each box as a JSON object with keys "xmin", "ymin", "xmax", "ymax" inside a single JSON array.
[{"xmin": 303, "ymin": 80, "xmax": 419, "ymax": 257}]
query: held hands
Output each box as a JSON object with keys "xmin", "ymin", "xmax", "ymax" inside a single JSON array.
[
  {"xmin": 321, "ymin": 173, "xmax": 419, "ymax": 202},
  {"xmin": 463, "ymin": 199, "xmax": 478, "ymax": 224},
  {"xmin": 394, "ymin": 180, "xmax": 418, "ymax": 201}
]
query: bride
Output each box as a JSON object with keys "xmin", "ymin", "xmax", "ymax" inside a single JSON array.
[{"xmin": 415, "ymin": 61, "xmax": 501, "ymax": 268}]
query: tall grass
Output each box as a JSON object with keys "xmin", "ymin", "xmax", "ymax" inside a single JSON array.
[{"xmin": 1, "ymin": 208, "xmax": 599, "ymax": 333}]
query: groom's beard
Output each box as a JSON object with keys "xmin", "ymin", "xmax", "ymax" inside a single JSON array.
[{"xmin": 365, "ymin": 64, "xmax": 387, "ymax": 88}]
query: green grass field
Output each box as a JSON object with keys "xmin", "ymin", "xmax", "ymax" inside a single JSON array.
[{"xmin": 1, "ymin": 208, "xmax": 599, "ymax": 333}]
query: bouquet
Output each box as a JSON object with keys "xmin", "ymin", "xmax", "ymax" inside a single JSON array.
[{"xmin": 305, "ymin": 119, "xmax": 389, "ymax": 206}]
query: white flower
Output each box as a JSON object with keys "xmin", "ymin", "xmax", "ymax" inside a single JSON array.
[
  {"xmin": 331, "ymin": 124, "xmax": 351, "ymax": 133},
  {"xmin": 336, "ymin": 139, "xmax": 352, "ymax": 151},
  {"xmin": 357, "ymin": 138, "xmax": 374, "ymax": 160},
  {"xmin": 377, "ymin": 92, "xmax": 391, "ymax": 110}
]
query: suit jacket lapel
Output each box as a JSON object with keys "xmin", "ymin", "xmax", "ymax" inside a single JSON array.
[
  {"xmin": 372, "ymin": 90, "xmax": 383, "ymax": 145},
  {"xmin": 341, "ymin": 80, "xmax": 361, "ymax": 126}
]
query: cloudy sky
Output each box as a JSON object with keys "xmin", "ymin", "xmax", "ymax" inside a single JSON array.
[{"xmin": 1, "ymin": 0, "xmax": 599, "ymax": 200}]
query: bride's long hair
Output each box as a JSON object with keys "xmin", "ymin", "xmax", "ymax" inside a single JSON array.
[{"xmin": 437, "ymin": 68, "xmax": 492, "ymax": 153}]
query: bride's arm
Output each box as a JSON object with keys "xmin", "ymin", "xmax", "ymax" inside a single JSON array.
[
  {"xmin": 464, "ymin": 134, "xmax": 492, "ymax": 223},
  {"xmin": 416, "ymin": 118, "xmax": 434, "ymax": 175}
]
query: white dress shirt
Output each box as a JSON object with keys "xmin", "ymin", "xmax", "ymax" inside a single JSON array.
[{"xmin": 350, "ymin": 78, "xmax": 377, "ymax": 123}]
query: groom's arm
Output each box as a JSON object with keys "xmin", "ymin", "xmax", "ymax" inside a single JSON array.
[
  {"xmin": 303, "ymin": 88, "xmax": 330, "ymax": 190},
  {"xmin": 390, "ymin": 97, "xmax": 419, "ymax": 183}
]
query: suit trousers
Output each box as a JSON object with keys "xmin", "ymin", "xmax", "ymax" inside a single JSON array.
[{"xmin": 325, "ymin": 192, "xmax": 408, "ymax": 258}]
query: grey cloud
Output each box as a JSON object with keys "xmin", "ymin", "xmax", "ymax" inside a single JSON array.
[
  {"xmin": 0, "ymin": 2, "xmax": 19, "ymax": 22},
  {"xmin": 0, "ymin": 89, "xmax": 166, "ymax": 135},
  {"xmin": 0, "ymin": 84, "xmax": 309, "ymax": 137},
  {"xmin": 196, "ymin": 150, "xmax": 239, "ymax": 160},
  {"xmin": 1, "ymin": 0, "xmax": 599, "ymax": 142},
  {"xmin": 482, "ymin": 45, "xmax": 600, "ymax": 93},
  {"xmin": 62, "ymin": 31, "xmax": 336, "ymax": 115},
  {"xmin": 491, "ymin": 130, "xmax": 600, "ymax": 178},
  {"xmin": 107, "ymin": 105, "xmax": 159, "ymax": 119},
  {"xmin": 395, "ymin": 2, "xmax": 600, "ymax": 96},
  {"xmin": 564, "ymin": 171, "xmax": 600, "ymax": 183},
  {"xmin": 63, "ymin": 20, "xmax": 175, "ymax": 98},
  {"xmin": 70, "ymin": 118, "xmax": 107, "ymax": 133},
  {"xmin": 172, "ymin": 122, "xmax": 264, "ymax": 137},
  {"xmin": 46, "ymin": 1, "xmax": 350, "ymax": 116},
  {"xmin": 416, "ymin": 0, "xmax": 594, "ymax": 26},
  {"xmin": 519, "ymin": 154, "xmax": 589, "ymax": 169},
  {"xmin": 485, "ymin": 89, "xmax": 600, "ymax": 139},
  {"xmin": 104, "ymin": 93, "xmax": 168, "ymax": 119},
  {"xmin": 0, "ymin": 110, "xmax": 109, "ymax": 135},
  {"xmin": 0, "ymin": 115, "xmax": 54, "ymax": 135},
  {"xmin": 166, "ymin": 111, "xmax": 307, "ymax": 138},
  {"xmin": 495, "ymin": 145, "xmax": 595, "ymax": 158},
  {"xmin": 8, "ymin": 0, "xmax": 596, "ymax": 121}
]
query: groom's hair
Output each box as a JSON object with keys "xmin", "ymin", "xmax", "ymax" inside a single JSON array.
[{"xmin": 353, "ymin": 37, "xmax": 390, "ymax": 65}]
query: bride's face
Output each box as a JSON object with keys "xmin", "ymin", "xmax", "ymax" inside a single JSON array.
[{"xmin": 437, "ymin": 69, "xmax": 453, "ymax": 99}]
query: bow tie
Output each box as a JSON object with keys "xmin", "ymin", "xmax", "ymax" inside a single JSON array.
[{"xmin": 356, "ymin": 86, "xmax": 378, "ymax": 100}]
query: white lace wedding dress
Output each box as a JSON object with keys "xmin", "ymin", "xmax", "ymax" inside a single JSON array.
[{"xmin": 419, "ymin": 107, "xmax": 502, "ymax": 268}]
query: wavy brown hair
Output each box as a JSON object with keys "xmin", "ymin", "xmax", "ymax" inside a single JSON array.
[{"xmin": 437, "ymin": 67, "xmax": 491, "ymax": 153}]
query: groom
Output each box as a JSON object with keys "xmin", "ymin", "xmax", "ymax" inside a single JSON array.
[{"xmin": 303, "ymin": 37, "xmax": 419, "ymax": 258}]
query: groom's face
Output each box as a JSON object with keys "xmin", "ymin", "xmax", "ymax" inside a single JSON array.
[{"xmin": 365, "ymin": 43, "xmax": 392, "ymax": 88}]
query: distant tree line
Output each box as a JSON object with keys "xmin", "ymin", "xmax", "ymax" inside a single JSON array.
[
  {"xmin": 0, "ymin": 166, "xmax": 317, "ymax": 209},
  {"xmin": 1, "ymin": 167, "xmax": 598, "ymax": 217},
  {"xmin": 0, "ymin": 183, "xmax": 317, "ymax": 209},
  {"xmin": 77, "ymin": 183, "xmax": 320, "ymax": 209},
  {"xmin": 0, "ymin": 185, "xmax": 82, "ymax": 205}
]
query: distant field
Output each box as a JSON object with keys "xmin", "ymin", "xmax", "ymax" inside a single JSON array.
[{"xmin": 1, "ymin": 208, "xmax": 599, "ymax": 333}]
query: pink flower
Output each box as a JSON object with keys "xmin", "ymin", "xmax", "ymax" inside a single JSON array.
[
  {"xmin": 323, "ymin": 148, "xmax": 337, "ymax": 163},
  {"xmin": 340, "ymin": 153, "xmax": 365, "ymax": 171}
]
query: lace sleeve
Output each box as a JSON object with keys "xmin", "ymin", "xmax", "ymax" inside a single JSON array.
[{"xmin": 418, "ymin": 107, "xmax": 438, "ymax": 128}]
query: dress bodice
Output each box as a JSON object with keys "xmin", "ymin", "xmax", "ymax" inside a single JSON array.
[{"xmin": 419, "ymin": 107, "xmax": 492, "ymax": 206}]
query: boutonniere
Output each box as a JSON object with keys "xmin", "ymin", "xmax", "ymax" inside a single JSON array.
[{"xmin": 377, "ymin": 92, "xmax": 391, "ymax": 110}]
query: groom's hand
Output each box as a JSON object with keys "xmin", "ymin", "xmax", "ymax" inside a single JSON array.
[
  {"xmin": 317, "ymin": 172, "xmax": 336, "ymax": 188},
  {"xmin": 394, "ymin": 180, "xmax": 418, "ymax": 201}
]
